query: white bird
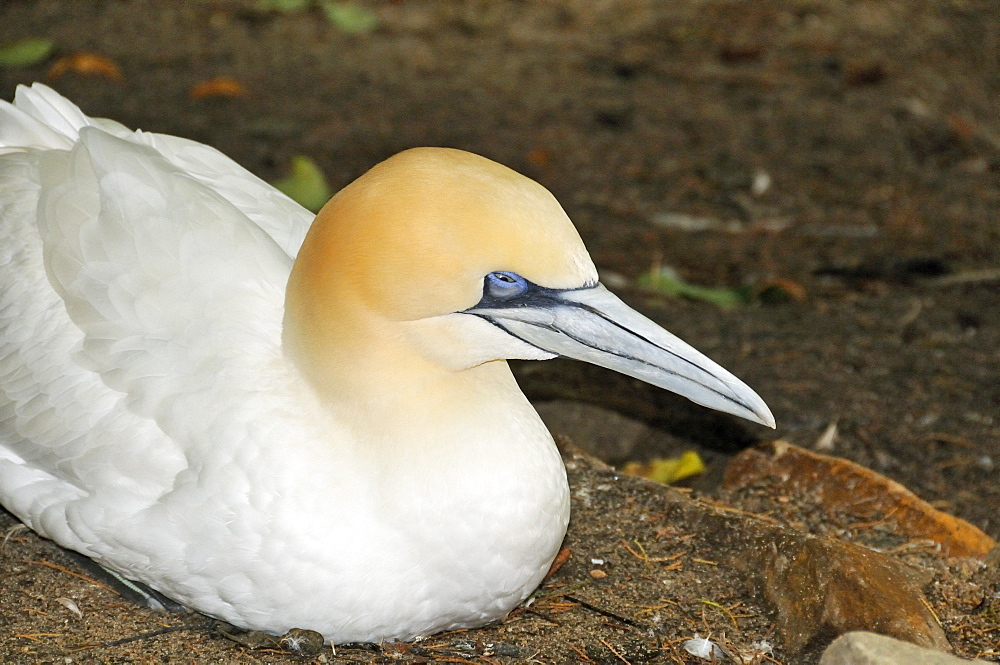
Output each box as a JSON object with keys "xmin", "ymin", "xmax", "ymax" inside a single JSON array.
[{"xmin": 0, "ymin": 84, "xmax": 773, "ymax": 643}]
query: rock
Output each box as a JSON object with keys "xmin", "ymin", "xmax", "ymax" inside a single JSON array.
[
  {"xmin": 650, "ymin": 479, "xmax": 950, "ymax": 655},
  {"xmin": 279, "ymin": 628, "xmax": 325, "ymax": 655},
  {"xmin": 723, "ymin": 441, "xmax": 996, "ymax": 559},
  {"xmin": 755, "ymin": 532, "xmax": 950, "ymax": 655},
  {"xmin": 559, "ymin": 446, "xmax": 962, "ymax": 659},
  {"xmin": 819, "ymin": 631, "xmax": 991, "ymax": 665},
  {"xmin": 535, "ymin": 400, "xmax": 651, "ymax": 460}
]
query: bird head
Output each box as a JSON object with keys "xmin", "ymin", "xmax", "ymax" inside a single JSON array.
[{"xmin": 284, "ymin": 148, "xmax": 773, "ymax": 427}]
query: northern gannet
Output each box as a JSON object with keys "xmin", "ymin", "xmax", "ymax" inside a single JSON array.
[{"xmin": 0, "ymin": 84, "xmax": 773, "ymax": 643}]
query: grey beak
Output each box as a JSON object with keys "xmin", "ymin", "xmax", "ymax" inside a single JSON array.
[{"xmin": 468, "ymin": 282, "xmax": 775, "ymax": 428}]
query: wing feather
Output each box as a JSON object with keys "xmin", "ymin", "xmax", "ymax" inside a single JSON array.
[
  {"xmin": 6, "ymin": 83, "xmax": 314, "ymax": 255},
  {"xmin": 0, "ymin": 151, "xmax": 184, "ymax": 542},
  {"xmin": 0, "ymin": 88, "xmax": 311, "ymax": 552},
  {"xmin": 40, "ymin": 128, "xmax": 293, "ymax": 429}
]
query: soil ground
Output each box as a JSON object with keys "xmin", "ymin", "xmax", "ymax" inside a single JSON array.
[{"xmin": 1, "ymin": 1, "xmax": 998, "ymax": 663}]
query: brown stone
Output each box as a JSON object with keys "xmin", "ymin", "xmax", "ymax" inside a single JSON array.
[
  {"xmin": 754, "ymin": 532, "xmax": 950, "ymax": 654},
  {"xmin": 648, "ymin": 483, "xmax": 952, "ymax": 655}
]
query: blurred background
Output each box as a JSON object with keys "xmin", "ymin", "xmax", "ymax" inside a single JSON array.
[{"xmin": 1, "ymin": 0, "xmax": 997, "ymax": 536}]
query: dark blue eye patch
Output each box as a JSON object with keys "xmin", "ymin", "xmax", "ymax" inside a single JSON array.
[{"xmin": 483, "ymin": 271, "xmax": 529, "ymax": 300}]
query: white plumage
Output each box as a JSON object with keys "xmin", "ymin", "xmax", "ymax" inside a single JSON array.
[{"xmin": 0, "ymin": 84, "xmax": 772, "ymax": 642}]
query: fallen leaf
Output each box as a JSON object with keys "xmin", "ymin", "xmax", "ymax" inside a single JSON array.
[
  {"xmin": 543, "ymin": 547, "xmax": 571, "ymax": 580},
  {"xmin": 623, "ymin": 451, "xmax": 707, "ymax": 484},
  {"xmin": 0, "ymin": 37, "xmax": 54, "ymax": 67},
  {"xmin": 947, "ymin": 114, "xmax": 978, "ymax": 142},
  {"xmin": 637, "ymin": 267, "xmax": 750, "ymax": 308},
  {"xmin": 320, "ymin": 2, "xmax": 378, "ymax": 33},
  {"xmin": 48, "ymin": 52, "xmax": 123, "ymax": 81},
  {"xmin": 724, "ymin": 441, "xmax": 997, "ymax": 559},
  {"xmin": 189, "ymin": 76, "xmax": 248, "ymax": 99},
  {"xmin": 273, "ymin": 155, "xmax": 331, "ymax": 212}
]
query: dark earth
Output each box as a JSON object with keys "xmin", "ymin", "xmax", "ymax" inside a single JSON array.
[{"xmin": 0, "ymin": 1, "xmax": 998, "ymax": 663}]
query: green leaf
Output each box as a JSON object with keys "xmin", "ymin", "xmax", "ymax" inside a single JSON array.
[
  {"xmin": 0, "ymin": 37, "xmax": 54, "ymax": 67},
  {"xmin": 320, "ymin": 2, "xmax": 378, "ymax": 34},
  {"xmin": 637, "ymin": 267, "xmax": 750, "ymax": 309},
  {"xmin": 273, "ymin": 155, "xmax": 331, "ymax": 213}
]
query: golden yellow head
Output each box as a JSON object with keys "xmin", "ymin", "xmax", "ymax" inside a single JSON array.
[
  {"xmin": 283, "ymin": 147, "xmax": 774, "ymax": 428},
  {"xmin": 283, "ymin": 148, "xmax": 599, "ymax": 395},
  {"xmin": 289, "ymin": 148, "xmax": 596, "ymax": 324}
]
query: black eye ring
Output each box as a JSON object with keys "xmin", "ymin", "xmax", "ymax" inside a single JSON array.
[{"xmin": 484, "ymin": 271, "xmax": 528, "ymax": 300}]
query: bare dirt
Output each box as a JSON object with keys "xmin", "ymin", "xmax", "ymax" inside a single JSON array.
[{"xmin": 1, "ymin": 1, "xmax": 998, "ymax": 664}]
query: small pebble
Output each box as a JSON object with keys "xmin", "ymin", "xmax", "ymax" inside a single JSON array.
[{"xmin": 279, "ymin": 628, "xmax": 325, "ymax": 655}]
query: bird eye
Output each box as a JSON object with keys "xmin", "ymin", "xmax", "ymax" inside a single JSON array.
[{"xmin": 485, "ymin": 271, "xmax": 528, "ymax": 300}]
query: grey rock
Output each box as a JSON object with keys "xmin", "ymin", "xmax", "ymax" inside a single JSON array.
[
  {"xmin": 534, "ymin": 400, "xmax": 650, "ymax": 461},
  {"xmin": 819, "ymin": 632, "xmax": 991, "ymax": 665}
]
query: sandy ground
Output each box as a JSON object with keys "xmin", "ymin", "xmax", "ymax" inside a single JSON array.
[{"xmin": 1, "ymin": 1, "xmax": 998, "ymax": 663}]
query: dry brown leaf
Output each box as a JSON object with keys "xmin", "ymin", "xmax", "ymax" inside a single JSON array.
[
  {"xmin": 189, "ymin": 76, "xmax": 248, "ymax": 99},
  {"xmin": 47, "ymin": 52, "xmax": 123, "ymax": 81},
  {"xmin": 724, "ymin": 440, "xmax": 996, "ymax": 559}
]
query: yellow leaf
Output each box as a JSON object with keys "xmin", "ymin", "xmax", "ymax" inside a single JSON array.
[{"xmin": 622, "ymin": 451, "xmax": 707, "ymax": 484}]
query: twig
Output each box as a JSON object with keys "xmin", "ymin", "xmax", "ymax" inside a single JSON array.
[
  {"xmin": 700, "ymin": 599, "xmax": 740, "ymax": 631},
  {"xmin": 523, "ymin": 609, "xmax": 561, "ymax": 626},
  {"xmin": 14, "ymin": 633, "xmax": 61, "ymax": 642},
  {"xmin": 599, "ymin": 638, "xmax": 634, "ymax": 665},
  {"xmin": 564, "ymin": 595, "xmax": 647, "ymax": 630},
  {"xmin": 568, "ymin": 643, "xmax": 594, "ymax": 662},
  {"xmin": 25, "ymin": 559, "xmax": 114, "ymax": 593},
  {"xmin": 920, "ymin": 596, "xmax": 944, "ymax": 630},
  {"xmin": 69, "ymin": 622, "xmax": 216, "ymax": 651},
  {"xmin": 619, "ymin": 539, "xmax": 676, "ymax": 568}
]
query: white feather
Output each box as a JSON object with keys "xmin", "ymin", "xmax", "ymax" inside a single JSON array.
[{"xmin": 0, "ymin": 84, "xmax": 569, "ymax": 642}]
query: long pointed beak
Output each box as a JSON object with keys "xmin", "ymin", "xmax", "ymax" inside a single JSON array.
[{"xmin": 467, "ymin": 283, "xmax": 775, "ymax": 428}]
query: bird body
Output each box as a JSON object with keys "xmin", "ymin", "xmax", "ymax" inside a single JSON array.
[{"xmin": 0, "ymin": 84, "xmax": 772, "ymax": 642}]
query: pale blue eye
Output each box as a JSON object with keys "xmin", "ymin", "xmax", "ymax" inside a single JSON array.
[{"xmin": 485, "ymin": 271, "xmax": 528, "ymax": 300}]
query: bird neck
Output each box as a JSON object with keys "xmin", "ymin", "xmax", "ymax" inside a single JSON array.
[
  {"xmin": 281, "ymin": 200, "xmax": 533, "ymax": 446},
  {"xmin": 283, "ymin": 278, "xmax": 524, "ymax": 446}
]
